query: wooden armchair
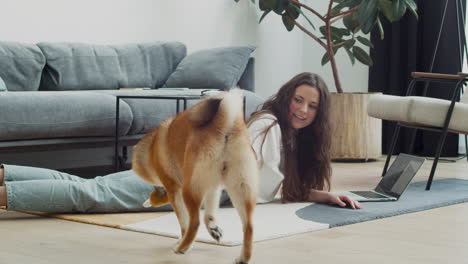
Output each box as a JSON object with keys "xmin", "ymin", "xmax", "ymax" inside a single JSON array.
[{"xmin": 367, "ymin": 72, "xmax": 468, "ymax": 190}]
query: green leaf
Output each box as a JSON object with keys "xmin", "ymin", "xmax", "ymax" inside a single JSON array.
[
  {"xmin": 259, "ymin": 0, "xmax": 275, "ymax": 11},
  {"xmin": 358, "ymin": 0, "xmax": 378, "ymax": 20},
  {"xmin": 404, "ymin": 0, "xmax": 418, "ymax": 19},
  {"xmin": 320, "ymin": 26, "xmax": 350, "ymax": 41},
  {"xmin": 344, "ymin": 47, "xmax": 356, "ymax": 65},
  {"xmin": 332, "ymin": 0, "xmax": 362, "ymax": 16},
  {"xmin": 331, "ymin": 27, "xmax": 347, "ymax": 40},
  {"xmin": 282, "ymin": 15, "xmax": 295, "ymax": 31},
  {"xmin": 344, "ymin": 39, "xmax": 356, "ymax": 49},
  {"xmin": 333, "ymin": 2, "xmax": 347, "ymax": 12},
  {"xmin": 321, "ymin": 52, "xmax": 331, "ymax": 66},
  {"xmin": 348, "ymin": 0, "xmax": 361, "ymax": 8},
  {"xmin": 378, "ymin": 0, "xmax": 395, "ymax": 22},
  {"xmin": 353, "ymin": 46, "xmax": 373, "ymax": 66},
  {"xmin": 330, "ymin": 7, "xmax": 342, "ymax": 16},
  {"xmin": 360, "ymin": 12, "xmax": 377, "ymax": 34},
  {"xmin": 392, "ymin": 0, "xmax": 407, "ymax": 20},
  {"xmin": 273, "ymin": 0, "xmax": 289, "ymax": 14},
  {"xmin": 357, "ymin": 36, "xmax": 374, "ymax": 48},
  {"xmin": 343, "ymin": 11, "xmax": 360, "ymax": 31},
  {"xmin": 321, "ymin": 47, "xmax": 339, "ymax": 66},
  {"xmin": 358, "ymin": 0, "xmax": 379, "ymax": 34},
  {"xmin": 285, "ymin": 2, "xmax": 300, "ymax": 19},
  {"xmin": 339, "ymin": 27, "xmax": 352, "ymax": 36},
  {"xmin": 319, "ymin": 26, "xmax": 327, "ymax": 36},
  {"xmin": 259, "ymin": 9, "xmax": 272, "ymax": 23}
]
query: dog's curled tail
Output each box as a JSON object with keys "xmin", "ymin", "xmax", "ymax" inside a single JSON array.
[{"xmin": 188, "ymin": 88, "xmax": 244, "ymax": 131}]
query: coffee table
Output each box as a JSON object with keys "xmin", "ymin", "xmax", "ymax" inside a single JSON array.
[{"xmin": 114, "ymin": 93, "xmax": 206, "ymax": 171}]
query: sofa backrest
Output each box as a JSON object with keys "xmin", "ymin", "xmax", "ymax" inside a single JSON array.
[
  {"xmin": 0, "ymin": 41, "xmax": 46, "ymax": 91},
  {"xmin": 37, "ymin": 41, "xmax": 187, "ymax": 91}
]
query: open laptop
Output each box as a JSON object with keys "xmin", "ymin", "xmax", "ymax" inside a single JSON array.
[{"xmin": 336, "ymin": 153, "xmax": 426, "ymax": 202}]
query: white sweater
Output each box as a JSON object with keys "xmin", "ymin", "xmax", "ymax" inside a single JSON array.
[{"xmin": 248, "ymin": 113, "xmax": 285, "ymax": 203}]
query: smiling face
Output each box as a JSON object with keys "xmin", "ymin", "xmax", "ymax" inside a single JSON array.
[{"xmin": 289, "ymin": 84, "xmax": 320, "ymax": 130}]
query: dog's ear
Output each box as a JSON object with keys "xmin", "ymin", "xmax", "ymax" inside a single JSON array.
[{"xmin": 188, "ymin": 98, "xmax": 222, "ymax": 127}]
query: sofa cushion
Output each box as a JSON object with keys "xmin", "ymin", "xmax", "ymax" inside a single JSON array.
[
  {"xmin": 0, "ymin": 91, "xmax": 133, "ymax": 141},
  {"xmin": 367, "ymin": 94, "xmax": 468, "ymax": 133},
  {"xmin": 0, "ymin": 76, "xmax": 7, "ymax": 92},
  {"xmin": 37, "ymin": 41, "xmax": 187, "ymax": 91},
  {"xmin": 163, "ymin": 46, "xmax": 256, "ymax": 90},
  {"xmin": 94, "ymin": 89, "xmax": 264, "ymax": 135},
  {"xmin": 0, "ymin": 41, "xmax": 45, "ymax": 91}
]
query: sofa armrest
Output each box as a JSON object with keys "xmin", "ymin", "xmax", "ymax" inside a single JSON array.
[{"xmin": 237, "ymin": 57, "xmax": 255, "ymax": 92}]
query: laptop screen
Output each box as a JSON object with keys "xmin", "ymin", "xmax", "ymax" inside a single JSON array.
[{"xmin": 374, "ymin": 154, "xmax": 425, "ymax": 198}]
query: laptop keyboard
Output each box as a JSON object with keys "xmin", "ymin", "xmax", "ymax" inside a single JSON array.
[{"xmin": 351, "ymin": 191, "xmax": 389, "ymax": 199}]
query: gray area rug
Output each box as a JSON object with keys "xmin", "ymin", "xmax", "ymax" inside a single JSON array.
[{"xmin": 296, "ymin": 178, "xmax": 468, "ymax": 227}]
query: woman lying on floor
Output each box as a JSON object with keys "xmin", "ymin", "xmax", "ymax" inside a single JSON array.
[{"xmin": 0, "ymin": 72, "xmax": 361, "ymax": 213}]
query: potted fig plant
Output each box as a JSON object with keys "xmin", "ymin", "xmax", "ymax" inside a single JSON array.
[{"xmin": 236, "ymin": 0, "xmax": 418, "ymax": 160}]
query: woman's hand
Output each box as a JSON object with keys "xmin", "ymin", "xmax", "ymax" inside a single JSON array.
[
  {"xmin": 308, "ymin": 189, "xmax": 362, "ymax": 209},
  {"xmin": 327, "ymin": 193, "xmax": 362, "ymax": 209}
]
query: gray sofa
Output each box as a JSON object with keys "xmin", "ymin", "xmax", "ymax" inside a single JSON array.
[{"xmin": 0, "ymin": 41, "xmax": 263, "ymax": 170}]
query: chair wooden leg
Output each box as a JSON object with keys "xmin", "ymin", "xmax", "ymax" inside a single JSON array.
[
  {"xmin": 425, "ymin": 131, "xmax": 450, "ymax": 190},
  {"xmin": 383, "ymin": 123, "xmax": 401, "ymax": 177}
]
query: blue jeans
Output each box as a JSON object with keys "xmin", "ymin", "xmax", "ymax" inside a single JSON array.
[{"xmin": 3, "ymin": 164, "xmax": 173, "ymax": 213}]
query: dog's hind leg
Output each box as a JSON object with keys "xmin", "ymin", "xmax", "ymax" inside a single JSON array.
[
  {"xmin": 224, "ymin": 176, "xmax": 257, "ymax": 264},
  {"xmin": 168, "ymin": 189, "xmax": 190, "ymax": 251},
  {"xmin": 173, "ymin": 180, "xmax": 205, "ymax": 254},
  {"xmin": 203, "ymin": 186, "xmax": 223, "ymax": 242}
]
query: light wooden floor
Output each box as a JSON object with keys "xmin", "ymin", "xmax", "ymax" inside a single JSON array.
[{"xmin": 1, "ymin": 156, "xmax": 467, "ymax": 264}]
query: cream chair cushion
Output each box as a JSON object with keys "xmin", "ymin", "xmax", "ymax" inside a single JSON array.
[{"xmin": 367, "ymin": 94, "xmax": 468, "ymax": 133}]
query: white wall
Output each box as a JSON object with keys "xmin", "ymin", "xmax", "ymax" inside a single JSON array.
[{"xmin": 0, "ymin": 0, "xmax": 368, "ymax": 98}]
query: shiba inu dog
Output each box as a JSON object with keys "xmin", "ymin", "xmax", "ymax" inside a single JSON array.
[{"xmin": 132, "ymin": 89, "xmax": 258, "ymax": 264}]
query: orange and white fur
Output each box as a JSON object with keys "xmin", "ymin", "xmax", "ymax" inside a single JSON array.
[{"xmin": 132, "ymin": 89, "xmax": 258, "ymax": 264}]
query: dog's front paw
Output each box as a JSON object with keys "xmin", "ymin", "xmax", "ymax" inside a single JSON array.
[
  {"xmin": 234, "ymin": 257, "xmax": 248, "ymax": 264},
  {"xmin": 173, "ymin": 248, "xmax": 186, "ymax": 255},
  {"xmin": 172, "ymin": 242, "xmax": 184, "ymax": 254},
  {"xmin": 172, "ymin": 246, "xmax": 190, "ymax": 255},
  {"xmin": 208, "ymin": 226, "xmax": 223, "ymax": 242},
  {"xmin": 172, "ymin": 243, "xmax": 191, "ymax": 255}
]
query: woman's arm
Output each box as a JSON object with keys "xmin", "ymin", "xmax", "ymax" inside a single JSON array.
[{"xmin": 248, "ymin": 116, "xmax": 284, "ymax": 203}]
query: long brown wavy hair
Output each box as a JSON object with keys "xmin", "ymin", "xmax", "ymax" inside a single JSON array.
[{"xmin": 247, "ymin": 72, "xmax": 332, "ymax": 202}]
